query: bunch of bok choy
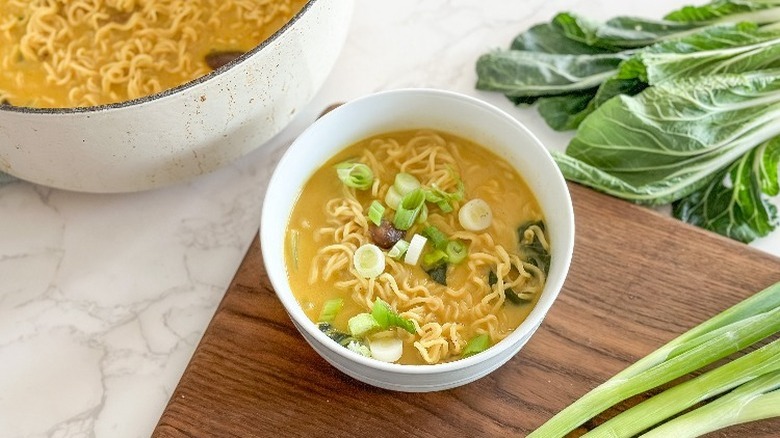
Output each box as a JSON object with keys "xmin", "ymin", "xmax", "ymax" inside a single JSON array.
[
  {"xmin": 527, "ymin": 281, "xmax": 780, "ymax": 438},
  {"xmin": 476, "ymin": 0, "xmax": 780, "ymax": 243}
]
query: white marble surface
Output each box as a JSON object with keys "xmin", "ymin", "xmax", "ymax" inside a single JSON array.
[{"xmin": 1, "ymin": 1, "xmax": 779, "ymax": 437}]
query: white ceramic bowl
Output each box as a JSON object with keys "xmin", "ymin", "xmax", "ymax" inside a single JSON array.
[
  {"xmin": 0, "ymin": 0, "xmax": 353, "ymax": 193},
  {"xmin": 261, "ymin": 89, "xmax": 574, "ymax": 392}
]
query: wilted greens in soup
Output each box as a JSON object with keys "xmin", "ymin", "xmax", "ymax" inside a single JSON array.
[{"xmin": 285, "ymin": 130, "xmax": 550, "ymax": 365}]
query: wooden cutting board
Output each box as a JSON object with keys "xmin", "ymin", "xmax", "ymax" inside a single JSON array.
[{"xmin": 153, "ymin": 182, "xmax": 780, "ymax": 437}]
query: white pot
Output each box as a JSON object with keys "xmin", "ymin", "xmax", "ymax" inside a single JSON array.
[{"xmin": 0, "ymin": 0, "xmax": 353, "ymax": 193}]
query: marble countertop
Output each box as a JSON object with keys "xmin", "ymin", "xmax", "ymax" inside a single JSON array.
[{"xmin": 2, "ymin": 1, "xmax": 779, "ymax": 437}]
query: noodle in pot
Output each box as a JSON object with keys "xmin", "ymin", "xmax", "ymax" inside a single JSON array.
[
  {"xmin": 0, "ymin": 0, "xmax": 306, "ymax": 108},
  {"xmin": 286, "ymin": 130, "xmax": 550, "ymax": 365}
]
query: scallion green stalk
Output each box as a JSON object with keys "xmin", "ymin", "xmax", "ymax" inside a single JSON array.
[
  {"xmin": 640, "ymin": 370, "xmax": 780, "ymax": 438},
  {"xmin": 422, "ymin": 225, "xmax": 449, "ymax": 250},
  {"xmin": 584, "ymin": 339, "xmax": 780, "ymax": 437},
  {"xmin": 393, "ymin": 188, "xmax": 426, "ymax": 230},
  {"xmin": 368, "ymin": 200, "xmax": 385, "ymax": 226},
  {"xmin": 463, "ymin": 333, "xmax": 491, "ymax": 357},
  {"xmin": 318, "ymin": 298, "xmax": 344, "ymax": 323},
  {"xmin": 528, "ymin": 281, "xmax": 780, "ymax": 438}
]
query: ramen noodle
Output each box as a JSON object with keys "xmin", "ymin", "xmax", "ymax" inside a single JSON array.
[
  {"xmin": 0, "ymin": 0, "xmax": 306, "ymax": 108},
  {"xmin": 285, "ymin": 130, "xmax": 550, "ymax": 365}
]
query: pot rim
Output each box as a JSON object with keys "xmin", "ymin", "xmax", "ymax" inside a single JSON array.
[{"xmin": 0, "ymin": 0, "xmax": 318, "ymax": 115}]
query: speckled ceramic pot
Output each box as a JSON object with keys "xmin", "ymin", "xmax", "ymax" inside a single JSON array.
[{"xmin": 0, "ymin": 0, "xmax": 353, "ymax": 192}]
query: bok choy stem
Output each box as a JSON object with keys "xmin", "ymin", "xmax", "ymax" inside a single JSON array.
[{"xmin": 528, "ymin": 281, "xmax": 780, "ymax": 438}]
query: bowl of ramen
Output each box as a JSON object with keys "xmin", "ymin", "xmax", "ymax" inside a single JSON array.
[
  {"xmin": 0, "ymin": 0, "xmax": 353, "ymax": 192},
  {"xmin": 261, "ymin": 89, "xmax": 575, "ymax": 391}
]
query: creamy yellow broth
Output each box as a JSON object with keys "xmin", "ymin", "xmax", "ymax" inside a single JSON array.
[
  {"xmin": 285, "ymin": 130, "xmax": 549, "ymax": 365},
  {"xmin": 0, "ymin": 0, "xmax": 306, "ymax": 108}
]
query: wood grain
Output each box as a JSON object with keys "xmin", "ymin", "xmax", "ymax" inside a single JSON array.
[{"xmin": 153, "ymin": 183, "xmax": 780, "ymax": 438}]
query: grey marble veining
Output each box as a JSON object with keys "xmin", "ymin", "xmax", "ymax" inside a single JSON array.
[{"xmin": 1, "ymin": 1, "xmax": 777, "ymax": 437}]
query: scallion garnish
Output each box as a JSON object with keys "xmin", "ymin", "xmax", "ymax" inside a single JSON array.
[
  {"xmin": 422, "ymin": 249, "xmax": 448, "ymax": 269},
  {"xmin": 445, "ymin": 240, "xmax": 468, "ymax": 264},
  {"xmin": 387, "ymin": 239, "xmax": 410, "ymax": 260},
  {"xmin": 318, "ymin": 298, "xmax": 344, "ymax": 323},
  {"xmin": 335, "ymin": 161, "xmax": 374, "ymax": 190},
  {"xmin": 424, "ymin": 179, "xmax": 465, "ymax": 212},
  {"xmin": 462, "ymin": 333, "xmax": 490, "ymax": 357},
  {"xmin": 371, "ymin": 298, "xmax": 416, "ymax": 334},
  {"xmin": 393, "ymin": 188, "xmax": 426, "ymax": 230},
  {"xmin": 385, "ymin": 186, "xmax": 402, "ymax": 210},
  {"xmin": 348, "ymin": 312, "xmax": 380, "ymax": 337},
  {"xmin": 393, "ymin": 172, "xmax": 421, "ymax": 195},
  {"xmin": 353, "ymin": 244, "xmax": 385, "ymax": 279},
  {"xmin": 422, "ymin": 225, "xmax": 448, "ymax": 250},
  {"xmin": 368, "ymin": 200, "xmax": 385, "ymax": 226},
  {"xmin": 404, "ymin": 234, "xmax": 427, "ymax": 265}
]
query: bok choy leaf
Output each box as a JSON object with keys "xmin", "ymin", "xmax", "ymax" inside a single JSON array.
[
  {"xmin": 673, "ymin": 138, "xmax": 780, "ymax": 242},
  {"xmin": 556, "ymin": 70, "xmax": 780, "ymax": 206}
]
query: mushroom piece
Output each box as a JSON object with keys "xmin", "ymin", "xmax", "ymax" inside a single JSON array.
[{"xmin": 369, "ymin": 219, "xmax": 406, "ymax": 249}]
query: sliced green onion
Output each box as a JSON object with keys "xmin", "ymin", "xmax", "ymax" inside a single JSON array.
[
  {"xmin": 367, "ymin": 200, "xmax": 385, "ymax": 226},
  {"xmin": 528, "ymin": 281, "xmax": 780, "ymax": 438},
  {"xmin": 353, "ymin": 244, "xmax": 385, "ymax": 279},
  {"xmin": 372, "ymin": 298, "xmax": 416, "ymax": 334},
  {"xmin": 335, "ymin": 161, "xmax": 374, "ymax": 190},
  {"xmin": 422, "ymin": 225, "xmax": 449, "ymax": 250},
  {"xmin": 368, "ymin": 336, "xmax": 404, "ymax": 363},
  {"xmin": 422, "ymin": 249, "xmax": 448, "ymax": 269},
  {"xmin": 393, "ymin": 172, "xmax": 421, "ymax": 195},
  {"xmin": 417, "ymin": 203, "xmax": 428, "ymax": 224},
  {"xmin": 384, "ymin": 186, "xmax": 402, "ymax": 210},
  {"xmin": 348, "ymin": 312, "xmax": 380, "ymax": 337},
  {"xmin": 318, "ymin": 298, "xmax": 344, "ymax": 323},
  {"xmin": 393, "ymin": 188, "xmax": 426, "ymax": 230},
  {"xmin": 462, "ymin": 333, "xmax": 491, "ymax": 357},
  {"xmin": 387, "ymin": 239, "xmax": 410, "ymax": 260},
  {"xmin": 404, "ymin": 234, "xmax": 427, "ymax": 265},
  {"xmin": 458, "ymin": 198, "xmax": 493, "ymax": 231},
  {"xmin": 424, "ymin": 179, "xmax": 465, "ymax": 212},
  {"xmin": 445, "ymin": 240, "xmax": 468, "ymax": 264}
]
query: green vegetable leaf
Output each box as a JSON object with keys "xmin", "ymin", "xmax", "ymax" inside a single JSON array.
[
  {"xmin": 620, "ymin": 23, "xmax": 780, "ymax": 84},
  {"xmin": 488, "ymin": 270, "xmax": 530, "ymax": 305},
  {"xmin": 462, "ymin": 334, "xmax": 491, "ymax": 357},
  {"xmin": 552, "ymin": 12, "xmax": 701, "ymax": 49},
  {"xmin": 371, "ymin": 299, "xmax": 416, "ymax": 334},
  {"xmin": 318, "ymin": 298, "xmax": 344, "ymax": 323},
  {"xmin": 558, "ymin": 70, "xmax": 780, "ymax": 205},
  {"xmin": 674, "ymin": 138, "xmax": 780, "ymax": 243},
  {"xmin": 424, "ymin": 263, "xmax": 448, "ymax": 286},
  {"xmin": 518, "ymin": 221, "xmax": 551, "ymax": 276},
  {"xmin": 475, "ymin": 50, "xmax": 628, "ymax": 97},
  {"xmin": 510, "ymin": 22, "xmax": 619, "ymax": 54},
  {"xmin": 665, "ymin": 0, "xmax": 780, "ymax": 24}
]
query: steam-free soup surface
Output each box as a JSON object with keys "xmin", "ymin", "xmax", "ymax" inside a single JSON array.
[
  {"xmin": 286, "ymin": 130, "xmax": 549, "ymax": 365},
  {"xmin": 0, "ymin": 0, "xmax": 306, "ymax": 108}
]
